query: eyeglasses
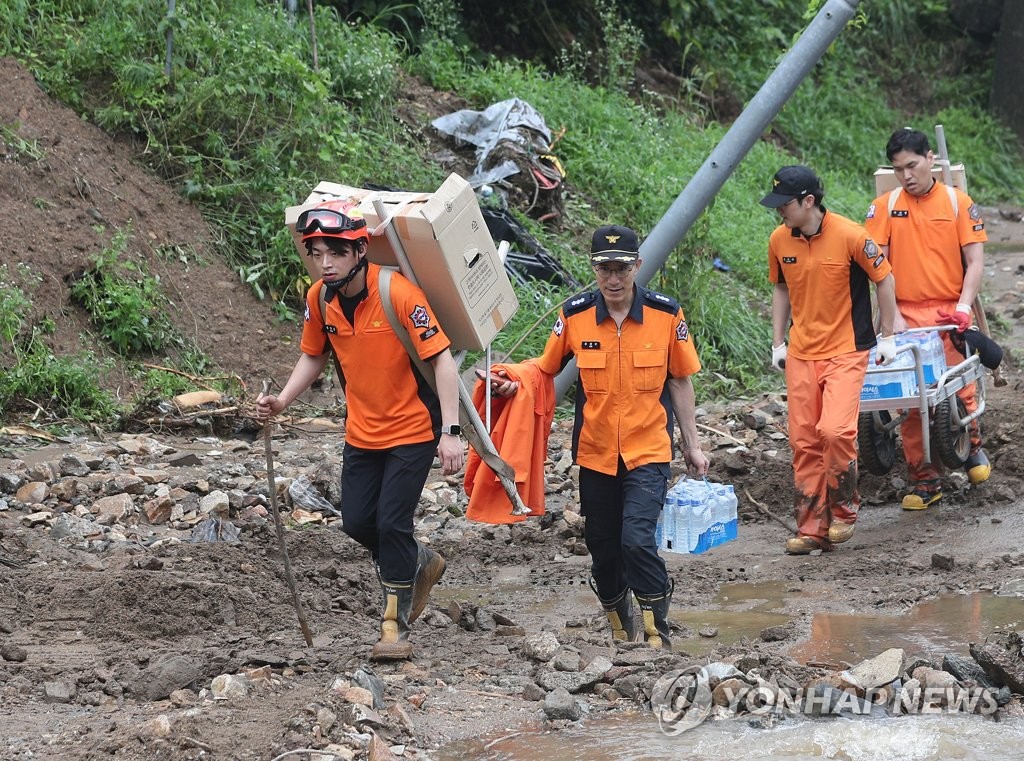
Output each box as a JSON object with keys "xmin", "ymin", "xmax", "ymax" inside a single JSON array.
[
  {"xmin": 295, "ymin": 207, "xmax": 367, "ymax": 235},
  {"xmin": 594, "ymin": 264, "xmax": 635, "ymax": 278}
]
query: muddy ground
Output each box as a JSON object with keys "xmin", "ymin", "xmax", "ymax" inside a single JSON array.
[{"xmin": 2, "ymin": 56, "xmax": 1024, "ymax": 760}]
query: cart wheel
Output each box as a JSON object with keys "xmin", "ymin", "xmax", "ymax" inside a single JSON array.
[
  {"xmin": 930, "ymin": 397, "xmax": 971, "ymax": 469},
  {"xmin": 858, "ymin": 410, "xmax": 896, "ymax": 476}
]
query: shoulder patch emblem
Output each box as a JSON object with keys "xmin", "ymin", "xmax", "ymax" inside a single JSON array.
[
  {"xmin": 304, "ymin": 303, "xmax": 311, "ymax": 322},
  {"xmin": 420, "ymin": 326, "xmax": 439, "ymax": 341},
  {"xmin": 968, "ymin": 203, "xmax": 981, "ymax": 221},
  {"xmin": 864, "ymin": 240, "xmax": 878, "ymax": 258},
  {"xmin": 410, "ymin": 305, "xmax": 430, "ymax": 329},
  {"xmin": 866, "ymin": 204, "xmax": 875, "ymax": 220},
  {"xmin": 552, "ymin": 316, "xmax": 564, "ymax": 337},
  {"xmin": 873, "ymin": 254, "xmax": 885, "ymax": 268},
  {"xmin": 676, "ymin": 320, "xmax": 689, "ymax": 342},
  {"xmin": 569, "ymin": 295, "xmax": 587, "ymax": 308}
]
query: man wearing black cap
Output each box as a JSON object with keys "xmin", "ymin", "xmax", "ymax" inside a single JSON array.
[
  {"xmin": 761, "ymin": 166, "xmax": 898, "ymax": 554},
  {"xmin": 485, "ymin": 225, "xmax": 709, "ymax": 648}
]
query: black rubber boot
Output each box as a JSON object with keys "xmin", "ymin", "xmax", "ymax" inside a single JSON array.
[
  {"xmin": 370, "ymin": 579, "xmax": 414, "ymax": 661},
  {"xmin": 410, "ymin": 541, "xmax": 446, "ymax": 624},
  {"xmin": 635, "ymin": 579, "xmax": 674, "ymax": 650},
  {"xmin": 589, "ymin": 578, "xmax": 636, "ymax": 642}
]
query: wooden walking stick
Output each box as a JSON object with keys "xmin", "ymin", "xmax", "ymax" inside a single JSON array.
[{"xmin": 261, "ymin": 379, "xmax": 314, "ymax": 647}]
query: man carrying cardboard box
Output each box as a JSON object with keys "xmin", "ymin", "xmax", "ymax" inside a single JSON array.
[
  {"xmin": 256, "ymin": 200, "xmax": 465, "ymax": 661},
  {"xmin": 864, "ymin": 128, "xmax": 991, "ymax": 510}
]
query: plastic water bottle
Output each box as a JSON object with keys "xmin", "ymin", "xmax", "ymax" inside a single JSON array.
[
  {"xmin": 674, "ymin": 488, "xmax": 691, "ymax": 553},
  {"xmin": 722, "ymin": 484, "xmax": 738, "ymax": 542},
  {"xmin": 689, "ymin": 494, "xmax": 712, "ymax": 553},
  {"xmin": 662, "ymin": 491, "xmax": 676, "ymax": 551}
]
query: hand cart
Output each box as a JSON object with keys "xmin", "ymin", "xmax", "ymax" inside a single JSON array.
[{"xmin": 858, "ymin": 326, "xmax": 987, "ymax": 476}]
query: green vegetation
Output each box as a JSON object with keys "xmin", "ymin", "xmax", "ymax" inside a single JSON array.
[
  {"xmin": 0, "ymin": 265, "xmax": 117, "ymax": 421},
  {"xmin": 1, "ymin": 0, "xmax": 1022, "ymax": 421},
  {"xmin": 69, "ymin": 226, "xmax": 180, "ymax": 356}
]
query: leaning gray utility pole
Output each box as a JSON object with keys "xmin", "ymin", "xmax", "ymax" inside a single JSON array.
[{"xmin": 554, "ymin": 0, "xmax": 865, "ymax": 398}]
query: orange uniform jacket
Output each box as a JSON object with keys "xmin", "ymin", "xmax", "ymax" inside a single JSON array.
[
  {"xmin": 464, "ymin": 360, "xmax": 555, "ymax": 525},
  {"xmin": 864, "ymin": 181, "xmax": 986, "ymax": 304},
  {"xmin": 768, "ymin": 210, "xmax": 892, "ymax": 360},
  {"xmin": 536, "ymin": 286, "xmax": 701, "ymax": 476},
  {"xmin": 300, "ymin": 262, "xmax": 450, "ymax": 450}
]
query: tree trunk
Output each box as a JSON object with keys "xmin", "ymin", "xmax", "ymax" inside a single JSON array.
[{"xmin": 990, "ymin": 1, "xmax": 1024, "ymax": 140}]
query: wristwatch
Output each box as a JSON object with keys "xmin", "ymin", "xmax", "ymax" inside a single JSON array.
[{"xmin": 440, "ymin": 424, "xmax": 462, "ymax": 436}]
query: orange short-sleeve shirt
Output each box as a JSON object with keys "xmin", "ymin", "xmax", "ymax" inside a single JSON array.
[
  {"xmin": 536, "ymin": 286, "xmax": 701, "ymax": 475},
  {"xmin": 864, "ymin": 182, "xmax": 986, "ymax": 304},
  {"xmin": 300, "ymin": 263, "xmax": 450, "ymax": 449},
  {"xmin": 768, "ymin": 210, "xmax": 892, "ymax": 360}
]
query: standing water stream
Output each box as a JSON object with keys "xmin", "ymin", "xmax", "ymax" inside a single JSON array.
[{"xmin": 437, "ymin": 582, "xmax": 1024, "ymax": 760}]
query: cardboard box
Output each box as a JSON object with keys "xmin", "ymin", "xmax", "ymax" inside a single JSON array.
[
  {"xmin": 873, "ymin": 162, "xmax": 967, "ymax": 197},
  {"xmin": 285, "ymin": 173, "xmax": 519, "ymax": 351}
]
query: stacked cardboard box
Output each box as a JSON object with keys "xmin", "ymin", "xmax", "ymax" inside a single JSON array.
[
  {"xmin": 285, "ymin": 173, "xmax": 519, "ymax": 351},
  {"xmin": 873, "ymin": 162, "xmax": 967, "ymax": 196}
]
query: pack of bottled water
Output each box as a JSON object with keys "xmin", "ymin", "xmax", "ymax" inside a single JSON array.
[
  {"xmin": 657, "ymin": 477, "xmax": 738, "ymax": 555},
  {"xmin": 861, "ymin": 346, "xmax": 916, "ymax": 400},
  {"xmin": 861, "ymin": 330, "xmax": 947, "ymax": 401},
  {"xmin": 900, "ymin": 330, "xmax": 947, "ymax": 385}
]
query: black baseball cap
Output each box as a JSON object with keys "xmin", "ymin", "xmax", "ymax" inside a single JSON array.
[
  {"xmin": 759, "ymin": 165, "xmax": 823, "ymax": 208},
  {"xmin": 590, "ymin": 225, "xmax": 640, "ymax": 263}
]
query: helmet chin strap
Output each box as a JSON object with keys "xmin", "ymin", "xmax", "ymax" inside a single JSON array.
[{"xmin": 322, "ymin": 256, "xmax": 368, "ymax": 302}]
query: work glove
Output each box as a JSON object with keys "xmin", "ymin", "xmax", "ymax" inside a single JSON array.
[
  {"xmin": 875, "ymin": 334, "xmax": 897, "ymax": 366},
  {"xmin": 771, "ymin": 342, "xmax": 787, "ymax": 371},
  {"xmin": 936, "ymin": 303, "xmax": 971, "ymax": 333}
]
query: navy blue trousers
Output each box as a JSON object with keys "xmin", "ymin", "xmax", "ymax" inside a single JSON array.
[
  {"xmin": 578, "ymin": 459, "xmax": 670, "ymax": 600},
  {"xmin": 340, "ymin": 439, "xmax": 437, "ymax": 583}
]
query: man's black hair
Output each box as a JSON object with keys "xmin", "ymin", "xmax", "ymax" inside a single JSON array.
[
  {"xmin": 304, "ymin": 235, "xmax": 366, "ymax": 257},
  {"xmin": 886, "ymin": 128, "xmax": 931, "ymax": 162}
]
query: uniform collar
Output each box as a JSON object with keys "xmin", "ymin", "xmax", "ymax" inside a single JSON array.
[
  {"xmin": 595, "ymin": 285, "xmax": 644, "ymax": 324},
  {"xmin": 919, "ymin": 178, "xmax": 941, "ymax": 198},
  {"xmin": 789, "ymin": 206, "xmax": 829, "ymax": 239}
]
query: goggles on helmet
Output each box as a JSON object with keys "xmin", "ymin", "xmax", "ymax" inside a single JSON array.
[{"xmin": 296, "ymin": 203, "xmax": 368, "ymax": 242}]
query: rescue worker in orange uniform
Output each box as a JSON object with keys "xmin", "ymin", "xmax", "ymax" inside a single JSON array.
[
  {"xmin": 487, "ymin": 225, "xmax": 709, "ymax": 648},
  {"xmin": 864, "ymin": 128, "xmax": 990, "ymax": 510},
  {"xmin": 256, "ymin": 201, "xmax": 465, "ymax": 661},
  {"xmin": 761, "ymin": 166, "xmax": 898, "ymax": 555}
]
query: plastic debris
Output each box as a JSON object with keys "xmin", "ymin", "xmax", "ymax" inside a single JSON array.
[
  {"xmin": 191, "ymin": 516, "xmax": 241, "ymax": 543},
  {"xmin": 289, "ymin": 475, "xmax": 343, "ymax": 518}
]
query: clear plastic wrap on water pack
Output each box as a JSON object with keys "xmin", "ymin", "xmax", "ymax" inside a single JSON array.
[
  {"xmin": 861, "ymin": 330, "xmax": 946, "ymax": 401},
  {"xmin": 657, "ymin": 477, "xmax": 738, "ymax": 555}
]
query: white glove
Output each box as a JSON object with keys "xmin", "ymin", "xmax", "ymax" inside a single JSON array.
[
  {"xmin": 875, "ymin": 334, "xmax": 897, "ymax": 366},
  {"xmin": 771, "ymin": 342, "xmax": 787, "ymax": 371}
]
